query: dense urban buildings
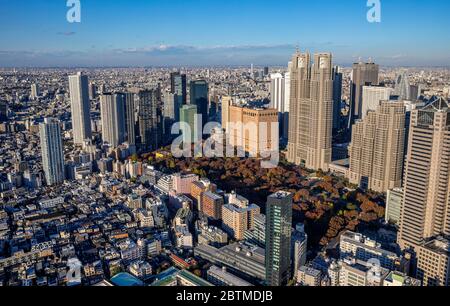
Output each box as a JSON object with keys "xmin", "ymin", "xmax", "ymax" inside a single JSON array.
[{"xmin": 1, "ymin": 49, "xmax": 450, "ymax": 289}]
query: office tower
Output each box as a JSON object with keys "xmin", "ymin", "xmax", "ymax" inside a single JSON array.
[
  {"xmin": 348, "ymin": 100, "xmax": 406, "ymax": 192},
  {"xmin": 221, "ymin": 96, "xmax": 233, "ymax": 132},
  {"xmin": 398, "ymin": 98, "xmax": 450, "ymax": 250},
  {"xmin": 270, "ymin": 73, "xmax": 288, "ymax": 138},
  {"xmin": 31, "ymin": 83, "xmax": 40, "ymax": 100},
  {"xmin": 164, "ymin": 92, "xmax": 181, "ymax": 139},
  {"xmin": 283, "ymin": 65, "xmax": 291, "ymax": 140},
  {"xmin": 100, "ymin": 93, "xmax": 126, "ymax": 147},
  {"xmin": 88, "ymin": 82, "xmax": 97, "ymax": 100},
  {"xmin": 264, "ymin": 67, "xmax": 269, "ymax": 76},
  {"xmin": 270, "ymin": 73, "xmax": 285, "ymax": 111},
  {"xmin": 349, "ymin": 61, "xmax": 379, "ymax": 125},
  {"xmin": 39, "ymin": 118, "xmax": 65, "ymax": 186},
  {"xmin": 386, "ymin": 188, "xmax": 403, "ymax": 225},
  {"xmin": 124, "ymin": 93, "xmax": 136, "ymax": 145},
  {"xmin": 394, "ymin": 72, "xmax": 411, "ymax": 100},
  {"xmin": 361, "ymin": 86, "xmax": 394, "ymax": 119},
  {"xmin": 170, "ymin": 72, "xmax": 187, "ymax": 105},
  {"xmin": 180, "ymin": 104, "xmax": 199, "ymax": 144},
  {"xmin": 287, "ymin": 51, "xmax": 333, "ymax": 171},
  {"xmin": 332, "ymin": 66, "xmax": 343, "ymax": 133},
  {"xmin": 228, "ymin": 105, "xmax": 279, "ymax": 157},
  {"xmin": 69, "ymin": 72, "xmax": 92, "ymax": 145},
  {"xmin": 190, "ymin": 80, "xmax": 209, "ymax": 127},
  {"xmin": 0, "ymin": 100, "xmax": 7, "ymax": 122},
  {"xmin": 137, "ymin": 89, "xmax": 161, "ymax": 152},
  {"xmin": 265, "ymin": 191, "xmax": 293, "ymax": 286}
]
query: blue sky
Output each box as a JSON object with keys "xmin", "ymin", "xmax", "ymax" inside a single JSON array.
[{"xmin": 0, "ymin": 0, "xmax": 449, "ymax": 67}]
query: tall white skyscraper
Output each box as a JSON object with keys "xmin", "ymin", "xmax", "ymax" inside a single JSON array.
[
  {"xmin": 100, "ymin": 93, "xmax": 126, "ymax": 148},
  {"xmin": 270, "ymin": 73, "xmax": 285, "ymax": 112},
  {"xmin": 361, "ymin": 86, "xmax": 394, "ymax": 119},
  {"xmin": 69, "ymin": 72, "xmax": 92, "ymax": 145},
  {"xmin": 39, "ymin": 118, "xmax": 65, "ymax": 186}
]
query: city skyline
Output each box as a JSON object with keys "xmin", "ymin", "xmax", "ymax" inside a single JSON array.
[{"xmin": 1, "ymin": 0, "xmax": 450, "ymax": 67}]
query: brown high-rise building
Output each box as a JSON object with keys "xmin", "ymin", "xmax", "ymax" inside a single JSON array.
[
  {"xmin": 287, "ymin": 51, "xmax": 333, "ymax": 171},
  {"xmin": 227, "ymin": 105, "xmax": 278, "ymax": 157},
  {"xmin": 201, "ymin": 191, "xmax": 224, "ymax": 220},
  {"xmin": 398, "ymin": 98, "xmax": 450, "ymax": 286},
  {"xmin": 348, "ymin": 100, "xmax": 406, "ymax": 193},
  {"xmin": 350, "ymin": 61, "xmax": 379, "ymax": 124}
]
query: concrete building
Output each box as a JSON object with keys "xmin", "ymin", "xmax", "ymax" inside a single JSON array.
[
  {"xmin": 398, "ymin": 98, "xmax": 450, "ymax": 252},
  {"xmin": 292, "ymin": 224, "xmax": 308, "ymax": 280},
  {"xmin": 265, "ymin": 191, "xmax": 293, "ymax": 286},
  {"xmin": 297, "ymin": 266, "xmax": 322, "ymax": 286},
  {"xmin": 386, "ymin": 188, "xmax": 403, "ymax": 225},
  {"xmin": 244, "ymin": 214, "xmax": 266, "ymax": 247},
  {"xmin": 340, "ymin": 231, "xmax": 405, "ymax": 271},
  {"xmin": 39, "ymin": 118, "xmax": 65, "ymax": 186},
  {"xmin": 416, "ymin": 237, "xmax": 450, "ymax": 286},
  {"xmin": 348, "ymin": 100, "xmax": 406, "ymax": 192},
  {"xmin": 361, "ymin": 86, "xmax": 394, "ymax": 119},
  {"xmin": 173, "ymin": 173, "xmax": 199, "ymax": 195},
  {"xmin": 194, "ymin": 242, "xmax": 266, "ymax": 283},
  {"xmin": 100, "ymin": 93, "xmax": 126, "ymax": 147},
  {"xmin": 221, "ymin": 194, "xmax": 260, "ymax": 240},
  {"xmin": 207, "ymin": 266, "xmax": 253, "ymax": 286},
  {"xmin": 383, "ymin": 271, "xmax": 421, "ymax": 286},
  {"xmin": 228, "ymin": 105, "xmax": 279, "ymax": 157},
  {"xmin": 287, "ymin": 52, "xmax": 333, "ymax": 171},
  {"xmin": 137, "ymin": 89, "xmax": 161, "ymax": 152},
  {"xmin": 349, "ymin": 61, "xmax": 379, "ymax": 124},
  {"xmin": 201, "ymin": 191, "xmax": 224, "ymax": 221},
  {"xmin": 180, "ymin": 104, "xmax": 199, "ymax": 144},
  {"xmin": 69, "ymin": 72, "xmax": 92, "ymax": 145},
  {"xmin": 124, "ymin": 93, "xmax": 136, "ymax": 145}
]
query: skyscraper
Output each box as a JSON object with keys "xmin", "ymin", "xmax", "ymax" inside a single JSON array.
[
  {"xmin": 361, "ymin": 86, "xmax": 394, "ymax": 119},
  {"xmin": 124, "ymin": 93, "xmax": 136, "ymax": 145},
  {"xmin": 270, "ymin": 73, "xmax": 285, "ymax": 112},
  {"xmin": 180, "ymin": 104, "xmax": 199, "ymax": 144},
  {"xmin": 398, "ymin": 97, "xmax": 450, "ymax": 250},
  {"xmin": 163, "ymin": 92, "xmax": 181, "ymax": 140},
  {"xmin": 287, "ymin": 51, "xmax": 333, "ymax": 171},
  {"xmin": 170, "ymin": 72, "xmax": 187, "ymax": 105},
  {"xmin": 349, "ymin": 61, "xmax": 379, "ymax": 125},
  {"xmin": 265, "ymin": 191, "xmax": 293, "ymax": 286},
  {"xmin": 137, "ymin": 89, "xmax": 162, "ymax": 152},
  {"xmin": 332, "ymin": 66, "xmax": 343, "ymax": 133},
  {"xmin": 100, "ymin": 93, "xmax": 126, "ymax": 148},
  {"xmin": 69, "ymin": 72, "xmax": 92, "ymax": 145},
  {"xmin": 348, "ymin": 100, "xmax": 406, "ymax": 193},
  {"xmin": 39, "ymin": 118, "xmax": 65, "ymax": 186},
  {"xmin": 190, "ymin": 80, "xmax": 209, "ymax": 127},
  {"xmin": 394, "ymin": 72, "xmax": 411, "ymax": 101},
  {"xmin": 31, "ymin": 83, "xmax": 40, "ymax": 100}
]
